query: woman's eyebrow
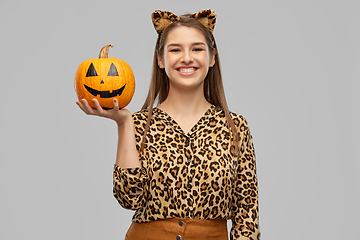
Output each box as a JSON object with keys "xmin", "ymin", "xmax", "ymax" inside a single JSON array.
[
  {"xmin": 167, "ymin": 43, "xmax": 181, "ymax": 48},
  {"xmin": 192, "ymin": 42, "xmax": 206, "ymax": 46},
  {"xmin": 167, "ymin": 42, "xmax": 207, "ymax": 48}
]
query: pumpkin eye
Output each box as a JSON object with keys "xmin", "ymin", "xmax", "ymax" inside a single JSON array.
[
  {"xmin": 108, "ymin": 63, "xmax": 119, "ymax": 76},
  {"xmin": 86, "ymin": 63, "xmax": 98, "ymax": 77}
]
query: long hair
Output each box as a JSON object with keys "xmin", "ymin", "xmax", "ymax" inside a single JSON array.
[{"xmin": 141, "ymin": 16, "xmax": 239, "ymax": 155}]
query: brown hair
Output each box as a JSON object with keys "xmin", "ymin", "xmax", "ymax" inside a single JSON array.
[{"xmin": 141, "ymin": 16, "xmax": 239, "ymax": 155}]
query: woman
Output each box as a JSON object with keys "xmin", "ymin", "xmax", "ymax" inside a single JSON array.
[{"xmin": 77, "ymin": 9, "xmax": 260, "ymax": 240}]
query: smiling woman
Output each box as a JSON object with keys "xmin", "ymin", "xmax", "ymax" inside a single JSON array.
[{"xmin": 76, "ymin": 9, "xmax": 260, "ymax": 240}]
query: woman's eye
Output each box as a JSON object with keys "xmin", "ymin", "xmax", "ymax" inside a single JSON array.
[
  {"xmin": 193, "ymin": 48, "xmax": 204, "ymax": 52},
  {"xmin": 170, "ymin": 49, "xmax": 180, "ymax": 52}
]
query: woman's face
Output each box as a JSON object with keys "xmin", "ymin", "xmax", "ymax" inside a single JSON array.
[{"xmin": 158, "ymin": 26, "xmax": 215, "ymax": 92}]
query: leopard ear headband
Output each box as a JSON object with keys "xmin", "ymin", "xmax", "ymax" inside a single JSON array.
[{"xmin": 151, "ymin": 9, "xmax": 216, "ymax": 35}]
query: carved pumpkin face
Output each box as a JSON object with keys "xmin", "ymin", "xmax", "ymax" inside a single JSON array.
[{"xmin": 74, "ymin": 44, "xmax": 135, "ymax": 109}]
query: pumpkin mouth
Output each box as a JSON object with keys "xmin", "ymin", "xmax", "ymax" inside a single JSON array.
[{"xmin": 84, "ymin": 84, "xmax": 126, "ymax": 98}]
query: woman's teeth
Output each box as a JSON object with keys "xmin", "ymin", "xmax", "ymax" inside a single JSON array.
[{"xmin": 179, "ymin": 68, "xmax": 195, "ymax": 73}]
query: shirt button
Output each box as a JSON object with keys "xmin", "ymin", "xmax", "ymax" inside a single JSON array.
[
  {"xmin": 187, "ymin": 158, "xmax": 191, "ymax": 163},
  {"xmin": 176, "ymin": 235, "xmax": 181, "ymax": 240},
  {"xmin": 187, "ymin": 207, "xmax": 191, "ymax": 213},
  {"xmin": 179, "ymin": 220, "xmax": 184, "ymax": 226},
  {"xmin": 187, "ymin": 183, "xmax": 191, "ymax": 188}
]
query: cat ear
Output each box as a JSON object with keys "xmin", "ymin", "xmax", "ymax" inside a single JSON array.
[
  {"xmin": 190, "ymin": 9, "xmax": 216, "ymax": 34},
  {"xmin": 152, "ymin": 10, "xmax": 180, "ymax": 35}
]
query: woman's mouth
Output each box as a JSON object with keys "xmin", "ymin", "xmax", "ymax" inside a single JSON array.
[{"xmin": 177, "ymin": 67, "xmax": 198, "ymax": 75}]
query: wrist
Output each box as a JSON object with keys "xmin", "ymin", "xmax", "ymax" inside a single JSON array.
[
  {"xmin": 117, "ymin": 116, "xmax": 133, "ymax": 129},
  {"xmin": 114, "ymin": 109, "xmax": 133, "ymax": 126}
]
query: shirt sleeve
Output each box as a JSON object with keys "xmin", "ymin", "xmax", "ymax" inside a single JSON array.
[
  {"xmin": 230, "ymin": 121, "xmax": 260, "ymax": 240},
  {"xmin": 113, "ymin": 165, "xmax": 149, "ymax": 211}
]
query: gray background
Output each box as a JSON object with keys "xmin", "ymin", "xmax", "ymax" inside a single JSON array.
[{"xmin": 0, "ymin": 0, "xmax": 358, "ymax": 239}]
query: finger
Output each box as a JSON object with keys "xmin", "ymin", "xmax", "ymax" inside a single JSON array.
[
  {"xmin": 92, "ymin": 98, "xmax": 104, "ymax": 113},
  {"xmin": 76, "ymin": 100, "xmax": 87, "ymax": 112},
  {"xmin": 81, "ymin": 98, "xmax": 95, "ymax": 115},
  {"xmin": 113, "ymin": 99, "xmax": 119, "ymax": 110}
]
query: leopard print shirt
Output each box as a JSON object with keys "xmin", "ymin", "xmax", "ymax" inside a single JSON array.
[{"xmin": 113, "ymin": 105, "xmax": 260, "ymax": 240}]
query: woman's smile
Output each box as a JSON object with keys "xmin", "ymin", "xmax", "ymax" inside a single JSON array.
[{"xmin": 177, "ymin": 66, "xmax": 198, "ymax": 76}]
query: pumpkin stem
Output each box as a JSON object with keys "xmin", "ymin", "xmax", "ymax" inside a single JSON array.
[{"xmin": 99, "ymin": 44, "xmax": 113, "ymax": 58}]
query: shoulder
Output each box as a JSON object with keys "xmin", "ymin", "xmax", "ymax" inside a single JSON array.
[
  {"xmin": 132, "ymin": 108, "xmax": 163, "ymax": 128},
  {"xmin": 210, "ymin": 106, "xmax": 250, "ymax": 132},
  {"xmin": 212, "ymin": 106, "xmax": 246, "ymax": 122},
  {"xmin": 229, "ymin": 110, "xmax": 250, "ymax": 132},
  {"xmin": 132, "ymin": 109, "xmax": 149, "ymax": 122}
]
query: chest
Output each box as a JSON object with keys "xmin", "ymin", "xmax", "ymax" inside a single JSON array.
[{"xmin": 143, "ymin": 121, "xmax": 236, "ymax": 184}]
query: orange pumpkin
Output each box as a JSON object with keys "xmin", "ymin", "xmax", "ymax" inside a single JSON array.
[{"xmin": 74, "ymin": 44, "xmax": 135, "ymax": 109}]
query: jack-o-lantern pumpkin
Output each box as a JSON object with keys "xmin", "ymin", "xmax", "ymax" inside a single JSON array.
[{"xmin": 74, "ymin": 44, "xmax": 135, "ymax": 109}]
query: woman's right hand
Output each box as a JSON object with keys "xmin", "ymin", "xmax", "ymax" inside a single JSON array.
[{"xmin": 76, "ymin": 98, "xmax": 132, "ymax": 126}]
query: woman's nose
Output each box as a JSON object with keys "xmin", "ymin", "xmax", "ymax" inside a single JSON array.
[{"xmin": 181, "ymin": 51, "xmax": 193, "ymax": 63}]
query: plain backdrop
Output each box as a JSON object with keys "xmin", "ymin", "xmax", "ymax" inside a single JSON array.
[{"xmin": 0, "ymin": 0, "xmax": 358, "ymax": 239}]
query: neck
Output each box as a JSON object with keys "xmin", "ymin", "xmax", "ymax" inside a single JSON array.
[{"xmin": 157, "ymin": 84, "xmax": 211, "ymax": 117}]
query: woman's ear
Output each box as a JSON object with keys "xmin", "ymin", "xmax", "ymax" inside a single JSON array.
[
  {"xmin": 209, "ymin": 49, "xmax": 216, "ymax": 67},
  {"xmin": 157, "ymin": 55, "xmax": 165, "ymax": 69}
]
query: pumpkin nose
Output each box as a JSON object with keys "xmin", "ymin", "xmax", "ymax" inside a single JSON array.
[{"xmin": 100, "ymin": 80, "xmax": 105, "ymax": 84}]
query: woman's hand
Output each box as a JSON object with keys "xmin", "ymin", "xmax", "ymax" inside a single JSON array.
[{"xmin": 76, "ymin": 98, "xmax": 132, "ymax": 126}]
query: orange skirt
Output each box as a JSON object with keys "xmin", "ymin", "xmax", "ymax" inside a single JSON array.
[{"xmin": 125, "ymin": 218, "xmax": 228, "ymax": 240}]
